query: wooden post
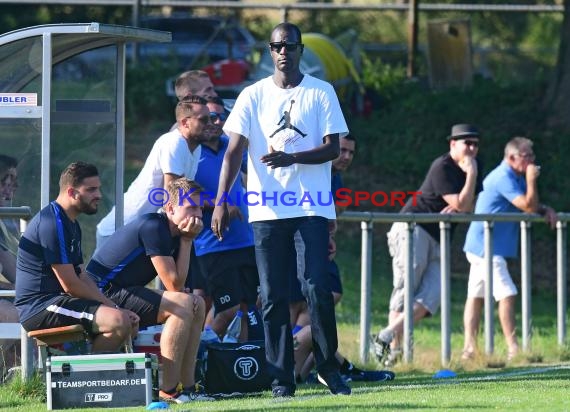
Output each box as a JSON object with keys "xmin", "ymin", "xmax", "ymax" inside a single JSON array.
[{"xmin": 407, "ymin": 0, "xmax": 419, "ymax": 78}]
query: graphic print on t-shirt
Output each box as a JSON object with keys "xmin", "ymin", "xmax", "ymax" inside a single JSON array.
[{"xmin": 269, "ymin": 99, "xmax": 307, "ymax": 144}]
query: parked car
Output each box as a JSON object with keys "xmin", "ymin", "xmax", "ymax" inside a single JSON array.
[{"xmin": 134, "ymin": 15, "xmax": 257, "ymax": 70}]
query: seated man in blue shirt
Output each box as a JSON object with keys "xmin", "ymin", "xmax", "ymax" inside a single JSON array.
[
  {"xmin": 87, "ymin": 178, "xmax": 212, "ymax": 404},
  {"xmin": 15, "ymin": 162, "xmax": 138, "ymax": 354},
  {"xmin": 462, "ymin": 137, "xmax": 556, "ymax": 361}
]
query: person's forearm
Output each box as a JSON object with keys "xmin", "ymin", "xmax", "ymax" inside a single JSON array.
[
  {"xmin": 525, "ymin": 181, "xmax": 540, "ymax": 213},
  {"xmin": 174, "ymin": 238, "xmax": 192, "ymax": 290},
  {"xmin": 75, "ymin": 273, "xmax": 117, "ymax": 307},
  {"xmin": 456, "ymin": 171, "xmax": 478, "ymax": 212},
  {"xmin": 290, "ymin": 140, "xmax": 340, "ymax": 165},
  {"xmin": 216, "ymin": 152, "xmax": 242, "ymax": 202}
]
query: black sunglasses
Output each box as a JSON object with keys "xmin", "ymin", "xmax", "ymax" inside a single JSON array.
[
  {"xmin": 269, "ymin": 42, "xmax": 303, "ymax": 52},
  {"xmin": 209, "ymin": 111, "xmax": 228, "ymax": 122},
  {"xmin": 463, "ymin": 140, "xmax": 479, "ymax": 148}
]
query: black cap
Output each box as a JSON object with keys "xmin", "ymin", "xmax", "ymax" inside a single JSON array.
[{"xmin": 447, "ymin": 124, "xmax": 480, "ymax": 141}]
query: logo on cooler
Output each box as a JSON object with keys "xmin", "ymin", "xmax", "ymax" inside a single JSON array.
[{"xmin": 234, "ymin": 356, "xmax": 259, "ymax": 381}]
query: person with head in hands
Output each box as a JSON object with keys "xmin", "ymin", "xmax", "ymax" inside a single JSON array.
[{"xmin": 87, "ymin": 178, "xmax": 212, "ymax": 404}]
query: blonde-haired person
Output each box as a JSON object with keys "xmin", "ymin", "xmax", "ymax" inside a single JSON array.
[{"xmin": 87, "ymin": 178, "xmax": 212, "ymax": 404}]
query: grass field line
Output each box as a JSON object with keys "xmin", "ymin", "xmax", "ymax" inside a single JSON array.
[
  {"xmin": 346, "ymin": 364, "xmax": 570, "ymax": 394},
  {"xmin": 189, "ymin": 364, "xmax": 570, "ymax": 408}
]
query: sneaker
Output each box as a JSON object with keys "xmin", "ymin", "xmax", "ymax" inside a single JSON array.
[
  {"xmin": 349, "ymin": 369, "xmax": 396, "ymax": 382},
  {"xmin": 159, "ymin": 390, "xmax": 192, "ymax": 404},
  {"xmin": 317, "ymin": 371, "xmax": 351, "ymax": 395},
  {"xmin": 272, "ymin": 385, "xmax": 295, "ymax": 397},
  {"xmin": 383, "ymin": 348, "xmax": 402, "ymax": 367},
  {"xmin": 181, "ymin": 384, "xmax": 216, "ymax": 401},
  {"xmin": 373, "ymin": 333, "xmax": 392, "ymax": 364},
  {"xmin": 304, "ymin": 372, "xmax": 319, "ymax": 384}
]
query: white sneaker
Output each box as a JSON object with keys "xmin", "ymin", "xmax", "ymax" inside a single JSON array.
[{"xmin": 159, "ymin": 390, "xmax": 191, "ymax": 404}]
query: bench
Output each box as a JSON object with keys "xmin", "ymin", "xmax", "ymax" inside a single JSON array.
[
  {"xmin": 28, "ymin": 325, "xmax": 134, "ymax": 370},
  {"xmin": 28, "ymin": 325, "xmax": 90, "ymax": 370},
  {"xmin": 28, "ymin": 325, "xmax": 88, "ymax": 350}
]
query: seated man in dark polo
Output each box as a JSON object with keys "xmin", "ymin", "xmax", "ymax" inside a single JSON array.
[
  {"xmin": 86, "ymin": 178, "xmax": 212, "ymax": 404},
  {"xmin": 15, "ymin": 162, "xmax": 138, "ymax": 354}
]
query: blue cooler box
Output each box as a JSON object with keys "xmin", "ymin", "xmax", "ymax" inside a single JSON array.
[{"xmin": 46, "ymin": 353, "xmax": 159, "ymax": 410}]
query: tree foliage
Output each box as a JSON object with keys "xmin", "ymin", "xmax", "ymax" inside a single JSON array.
[{"xmin": 544, "ymin": 0, "xmax": 570, "ymax": 129}]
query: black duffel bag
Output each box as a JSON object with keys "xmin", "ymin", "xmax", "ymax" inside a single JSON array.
[{"xmin": 204, "ymin": 340, "xmax": 271, "ymax": 394}]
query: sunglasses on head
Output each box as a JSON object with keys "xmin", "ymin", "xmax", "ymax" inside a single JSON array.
[
  {"xmin": 269, "ymin": 41, "xmax": 303, "ymax": 52},
  {"xmin": 209, "ymin": 111, "xmax": 228, "ymax": 122}
]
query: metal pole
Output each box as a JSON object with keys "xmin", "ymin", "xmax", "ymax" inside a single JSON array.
[
  {"xmin": 484, "ymin": 220, "xmax": 494, "ymax": 355},
  {"xmin": 403, "ymin": 222, "xmax": 414, "ymax": 363},
  {"xmin": 359, "ymin": 221, "xmax": 373, "ymax": 363},
  {"xmin": 41, "ymin": 33, "xmax": 52, "ymax": 209},
  {"xmin": 115, "ymin": 43, "xmax": 126, "ymax": 231},
  {"xmin": 439, "ymin": 221, "xmax": 451, "ymax": 367},
  {"xmin": 557, "ymin": 221, "xmax": 567, "ymax": 346},
  {"xmin": 19, "ymin": 218, "xmax": 35, "ymax": 381},
  {"xmin": 520, "ymin": 221, "xmax": 532, "ymax": 351}
]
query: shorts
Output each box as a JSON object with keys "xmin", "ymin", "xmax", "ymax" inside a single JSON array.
[
  {"xmin": 387, "ymin": 222, "xmax": 441, "ymax": 315},
  {"xmin": 185, "ymin": 244, "xmax": 208, "ymax": 292},
  {"xmin": 104, "ymin": 284, "xmax": 162, "ymax": 328},
  {"xmin": 21, "ymin": 296, "xmax": 101, "ymax": 337},
  {"xmin": 196, "ymin": 247, "xmax": 260, "ymax": 314},
  {"xmin": 465, "ymin": 252, "xmax": 518, "ymax": 301}
]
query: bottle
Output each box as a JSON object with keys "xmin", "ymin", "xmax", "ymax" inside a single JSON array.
[
  {"xmin": 222, "ymin": 310, "xmax": 243, "ymax": 343},
  {"xmin": 200, "ymin": 326, "xmax": 220, "ymax": 343},
  {"xmin": 246, "ymin": 305, "xmax": 264, "ymax": 341}
]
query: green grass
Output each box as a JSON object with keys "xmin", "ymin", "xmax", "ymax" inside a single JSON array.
[
  {"xmin": 3, "ymin": 365, "xmax": 570, "ymax": 411},
  {"xmin": 2, "ymin": 225, "xmax": 569, "ymax": 411}
]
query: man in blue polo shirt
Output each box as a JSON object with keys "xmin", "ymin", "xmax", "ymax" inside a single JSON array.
[
  {"xmin": 15, "ymin": 162, "xmax": 138, "ymax": 353},
  {"xmin": 192, "ymin": 96, "xmax": 260, "ymax": 340},
  {"xmin": 462, "ymin": 137, "xmax": 556, "ymax": 361},
  {"xmin": 87, "ymin": 178, "xmax": 212, "ymax": 404}
]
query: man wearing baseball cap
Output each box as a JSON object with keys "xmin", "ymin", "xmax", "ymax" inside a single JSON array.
[{"xmin": 373, "ymin": 123, "xmax": 483, "ymax": 366}]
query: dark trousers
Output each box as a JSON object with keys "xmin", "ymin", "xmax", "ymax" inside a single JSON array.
[{"xmin": 252, "ymin": 216, "xmax": 339, "ymax": 388}]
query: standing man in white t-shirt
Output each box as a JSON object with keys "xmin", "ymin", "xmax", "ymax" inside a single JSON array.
[
  {"xmin": 96, "ymin": 96, "xmax": 210, "ymax": 248},
  {"xmin": 211, "ymin": 22, "xmax": 350, "ymax": 397}
]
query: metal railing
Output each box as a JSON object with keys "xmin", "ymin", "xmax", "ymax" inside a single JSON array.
[
  {"xmin": 0, "ymin": 1, "xmax": 563, "ymax": 13},
  {"xmin": 0, "ymin": 206, "xmax": 33, "ymax": 380},
  {"xmin": 338, "ymin": 211, "xmax": 569, "ymax": 366}
]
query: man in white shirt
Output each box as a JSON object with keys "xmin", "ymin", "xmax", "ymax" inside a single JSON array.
[
  {"xmin": 96, "ymin": 96, "xmax": 209, "ymax": 247},
  {"xmin": 211, "ymin": 22, "xmax": 350, "ymax": 397}
]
